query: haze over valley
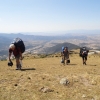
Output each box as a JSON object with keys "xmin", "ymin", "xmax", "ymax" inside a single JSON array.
[{"xmin": 0, "ymin": 32, "xmax": 100, "ymax": 60}]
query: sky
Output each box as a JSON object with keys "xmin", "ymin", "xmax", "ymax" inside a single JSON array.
[{"xmin": 0, "ymin": 0, "xmax": 100, "ymax": 35}]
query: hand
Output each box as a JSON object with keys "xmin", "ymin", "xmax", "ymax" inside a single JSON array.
[{"xmin": 9, "ymin": 59, "xmax": 11, "ymax": 62}]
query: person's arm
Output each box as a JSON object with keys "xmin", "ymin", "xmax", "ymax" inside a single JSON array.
[
  {"xmin": 9, "ymin": 53, "xmax": 11, "ymax": 61},
  {"xmin": 9, "ymin": 49, "xmax": 12, "ymax": 61}
]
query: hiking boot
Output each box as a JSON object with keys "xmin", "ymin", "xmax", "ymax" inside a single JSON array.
[
  {"xmin": 83, "ymin": 62, "xmax": 86, "ymax": 65},
  {"xmin": 66, "ymin": 63, "xmax": 68, "ymax": 65},
  {"xmin": 16, "ymin": 68, "xmax": 19, "ymax": 70},
  {"xmin": 16, "ymin": 67, "xmax": 21, "ymax": 70},
  {"xmin": 18, "ymin": 66, "xmax": 22, "ymax": 70},
  {"xmin": 63, "ymin": 63, "xmax": 65, "ymax": 65},
  {"xmin": 16, "ymin": 64, "xmax": 22, "ymax": 70}
]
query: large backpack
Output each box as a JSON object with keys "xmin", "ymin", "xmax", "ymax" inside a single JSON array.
[
  {"xmin": 62, "ymin": 46, "xmax": 68, "ymax": 52},
  {"xmin": 11, "ymin": 38, "xmax": 25, "ymax": 53},
  {"xmin": 61, "ymin": 46, "xmax": 69, "ymax": 63},
  {"xmin": 62, "ymin": 46, "xmax": 65, "ymax": 52},
  {"xmin": 80, "ymin": 47, "xmax": 88, "ymax": 57}
]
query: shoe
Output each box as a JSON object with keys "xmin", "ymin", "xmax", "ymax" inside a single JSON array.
[
  {"xmin": 63, "ymin": 63, "xmax": 65, "ymax": 65},
  {"xmin": 66, "ymin": 63, "xmax": 68, "ymax": 65},
  {"xmin": 83, "ymin": 62, "xmax": 86, "ymax": 65},
  {"xmin": 16, "ymin": 64, "xmax": 22, "ymax": 70},
  {"xmin": 16, "ymin": 67, "xmax": 21, "ymax": 70},
  {"xmin": 19, "ymin": 67, "xmax": 22, "ymax": 70}
]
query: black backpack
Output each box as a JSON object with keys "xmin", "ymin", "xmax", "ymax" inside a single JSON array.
[
  {"xmin": 11, "ymin": 38, "xmax": 25, "ymax": 53},
  {"xmin": 80, "ymin": 47, "xmax": 88, "ymax": 57}
]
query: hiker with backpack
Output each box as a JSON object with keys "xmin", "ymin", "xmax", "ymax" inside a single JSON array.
[
  {"xmin": 8, "ymin": 38, "xmax": 25, "ymax": 70},
  {"xmin": 61, "ymin": 46, "xmax": 65, "ymax": 63},
  {"xmin": 79, "ymin": 47, "xmax": 89, "ymax": 65},
  {"xmin": 61, "ymin": 47, "xmax": 70, "ymax": 65}
]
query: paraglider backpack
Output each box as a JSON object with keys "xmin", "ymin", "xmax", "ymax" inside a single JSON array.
[
  {"xmin": 12, "ymin": 38, "xmax": 25, "ymax": 53},
  {"xmin": 62, "ymin": 46, "xmax": 68, "ymax": 52},
  {"xmin": 80, "ymin": 47, "xmax": 88, "ymax": 57}
]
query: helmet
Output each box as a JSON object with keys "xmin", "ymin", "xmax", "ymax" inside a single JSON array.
[{"xmin": 8, "ymin": 61, "xmax": 13, "ymax": 66}]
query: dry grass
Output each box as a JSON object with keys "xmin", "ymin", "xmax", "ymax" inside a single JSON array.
[{"xmin": 0, "ymin": 50, "xmax": 100, "ymax": 100}]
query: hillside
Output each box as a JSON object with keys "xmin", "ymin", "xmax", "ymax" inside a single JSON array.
[
  {"xmin": 27, "ymin": 42, "xmax": 80, "ymax": 54},
  {"xmin": 42, "ymin": 42, "xmax": 80, "ymax": 54},
  {"xmin": 0, "ymin": 34, "xmax": 80, "ymax": 58},
  {"xmin": 0, "ymin": 33, "xmax": 100, "ymax": 59},
  {"xmin": 0, "ymin": 50, "xmax": 100, "ymax": 100}
]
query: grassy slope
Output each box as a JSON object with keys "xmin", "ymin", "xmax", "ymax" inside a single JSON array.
[{"xmin": 0, "ymin": 51, "xmax": 100, "ymax": 100}]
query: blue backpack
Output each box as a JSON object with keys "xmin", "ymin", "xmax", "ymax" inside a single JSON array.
[
  {"xmin": 62, "ymin": 46, "xmax": 68, "ymax": 52},
  {"xmin": 12, "ymin": 38, "xmax": 25, "ymax": 53},
  {"xmin": 62, "ymin": 46, "xmax": 65, "ymax": 52}
]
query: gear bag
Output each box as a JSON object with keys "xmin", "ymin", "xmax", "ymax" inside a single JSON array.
[
  {"xmin": 11, "ymin": 38, "xmax": 25, "ymax": 53},
  {"xmin": 8, "ymin": 61, "xmax": 13, "ymax": 66},
  {"xmin": 62, "ymin": 46, "xmax": 68, "ymax": 52},
  {"xmin": 80, "ymin": 47, "xmax": 88, "ymax": 57}
]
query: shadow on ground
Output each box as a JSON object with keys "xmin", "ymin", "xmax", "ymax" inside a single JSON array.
[
  {"xmin": 68, "ymin": 64, "xmax": 77, "ymax": 65},
  {"xmin": 21, "ymin": 68, "xmax": 36, "ymax": 71}
]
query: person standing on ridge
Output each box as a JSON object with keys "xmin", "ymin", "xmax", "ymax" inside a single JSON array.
[
  {"xmin": 80, "ymin": 47, "xmax": 89, "ymax": 65},
  {"xmin": 62, "ymin": 47, "xmax": 70, "ymax": 65}
]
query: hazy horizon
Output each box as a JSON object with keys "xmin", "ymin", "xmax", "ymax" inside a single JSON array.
[{"xmin": 0, "ymin": 29, "xmax": 100, "ymax": 36}]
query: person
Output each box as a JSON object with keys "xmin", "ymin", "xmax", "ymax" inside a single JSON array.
[
  {"xmin": 61, "ymin": 46, "xmax": 65, "ymax": 63},
  {"xmin": 80, "ymin": 47, "xmax": 89, "ymax": 65},
  {"xmin": 9, "ymin": 44, "xmax": 23, "ymax": 70},
  {"xmin": 62, "ymin": 47, "xmax": 69, "ymax": 65}
]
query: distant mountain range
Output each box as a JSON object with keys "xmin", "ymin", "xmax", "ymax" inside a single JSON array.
[{"xmin": 0, "ymin": 33, "xmax": 100, "ymax": 59}]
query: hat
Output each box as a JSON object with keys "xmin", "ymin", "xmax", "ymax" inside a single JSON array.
[{"xmin": 9, "ymin": 44, "xmax": 15, "ymax": 49}]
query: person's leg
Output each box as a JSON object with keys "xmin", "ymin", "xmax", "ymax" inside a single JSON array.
[
  {"xmin": 66, "ymin": 58, "xmax": 68, "ymax": 65},
  {"xmin": 82, "ymin": 56, "xmax": 85, "ymax": 65},
  {"xmin": 66, "ymin": 60, "xmax": 68, "ymax": 65},
  {"xmin": 65, "ymin": 55, "xmax": 69, "ymax": 65},
  {"xmin": 64, "ymin": 56, "xmax": 68, "ymax": 65},
  {"xmin": 62, "ymin": 55, "xmax": 64, "ymax": 63},
  {"xmin": 84, "ymin": 56, "xmax": 87, "ymax": 65},
  {"xmin": 63, "ymin": 56, "xmax": 65, "ymax": 65},
  {"xmin": 15, "ymin": 55, "xmax": 21, "ymax": 70}
]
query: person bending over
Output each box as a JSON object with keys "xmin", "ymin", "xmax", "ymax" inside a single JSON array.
[{"xmin": 9, "ymin": 44, "xmax": 23, "ymax": 70}]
